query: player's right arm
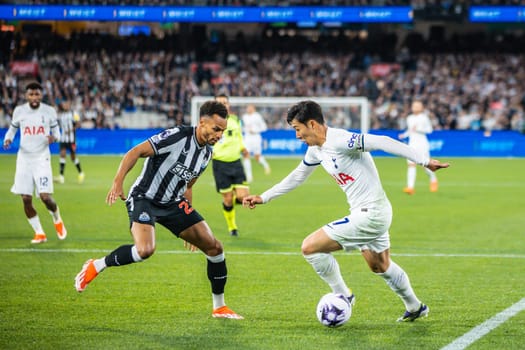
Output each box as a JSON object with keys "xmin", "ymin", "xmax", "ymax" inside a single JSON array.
[
  {"xmin": 106, "ymin": 140, "xmax": 154, "ymax": 205},
  {"xmin": 3, "ymin": 107, "xmax": 20, "ymax": 149},
  {"xmin": 243, "ymin": 158, "xmax": 317, "ymax": 209}
]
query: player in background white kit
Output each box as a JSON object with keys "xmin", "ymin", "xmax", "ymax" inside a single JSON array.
[
  {"xmin": 3, "ymin": 82, "xmax": 68, "ymax": 244},
  {"xmin": 398, "ymin": 100, "xmax": 438, "ymax": 194},
  {"xmin": 241, "ymin": 104, "xmax": 271, "ymax": 183},
  {"xmin": 243, "ymin": 101, "xmax": 449, "ymax": 322}
]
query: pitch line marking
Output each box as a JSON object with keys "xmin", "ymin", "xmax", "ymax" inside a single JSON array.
[
  {"xmin": 440, "ymin": 298, "xmax": 525, "ymax": 350},
  {"xmin": 0, "ymin": 248, "xmax": 524, "ymax": 259}
]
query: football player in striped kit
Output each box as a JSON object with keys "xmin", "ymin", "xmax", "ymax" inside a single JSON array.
[
  {"xmin": 74, "ymin": 100, "xmax": 243, "ymax": 319},
  {"xmin": 55, "ymin": 100, "xmax": 85, "ymax": 184}
]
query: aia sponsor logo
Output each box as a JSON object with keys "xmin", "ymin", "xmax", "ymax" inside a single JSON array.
[
  {"xmin": 23, "ymin": 126, "xmax": 45, "ymax": 135},
  {"xmin": 331, "ymin": 172, "xmax": 355, "ymax": 185}
]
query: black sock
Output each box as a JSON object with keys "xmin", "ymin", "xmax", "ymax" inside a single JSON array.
[
  {"xmin": 105, "ymin": 244, "xmax": 135, "ymax": 267},
  {"xmin": 76, "ymin": 163, "xmax": 82, "ymax": 173},
  {"xmin": 223, "ymin": 203, "xmax": 233, "ymax": 212},
  {"xmin": 207, "ymin": 259, "xmax": 227, "ymax": 294},
  {"xmin": 60, "ymin": 163, "xmax": 65, "ymax": 175}
]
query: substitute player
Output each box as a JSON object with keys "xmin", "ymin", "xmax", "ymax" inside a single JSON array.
[
  {"xmin": 212, "ymin": 95, "xmax": 250, "ymax": 237},
  {"xmin": 56, "ymin": 100, "xmax": 85, "ymax": 184},
  {"xmin": 3, "ymin": 81, "xmax": 68, "ymax": 243},
  {"xmin": 398, "ymin": 100, "xmax": 438, "ymax": 194},
  {"xmin": 241, "ymin": 104, "xmax": 271, "ymax": 183},
  {"xmin": 243, "ymin": 100, "xmax": 449, "ymax": 322}
]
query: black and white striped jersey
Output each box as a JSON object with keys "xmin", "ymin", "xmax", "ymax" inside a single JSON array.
[
  {"xmin": 57, "ymin": 110, "xmax": 80, "ymax": 143},
  {"xmin": 129, "ymin": 126, "xmax": 212, "ymax": 206}
]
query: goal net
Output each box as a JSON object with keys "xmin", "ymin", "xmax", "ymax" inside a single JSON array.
[{"xmin": 190, "ymin": 96, "xmax": 370, "ymax": 133}]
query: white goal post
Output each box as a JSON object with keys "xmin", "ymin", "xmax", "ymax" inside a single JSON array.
[{"xmin": 190, "ymin": 96, "xmax": 370, "ymax": 133}]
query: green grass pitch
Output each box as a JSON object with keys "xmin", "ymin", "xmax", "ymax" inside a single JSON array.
[{"xmin": 0, "ymin": 154, "xmax": 524, "ymax": 350}]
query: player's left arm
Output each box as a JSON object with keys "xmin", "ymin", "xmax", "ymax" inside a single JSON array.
[
  {"xmin": 363, "ymin": 133, "xmax": 449, "ymax": 171},
  {"xmin": 49, "ymin": 108, "xmax": 61, "ymax": 144}
]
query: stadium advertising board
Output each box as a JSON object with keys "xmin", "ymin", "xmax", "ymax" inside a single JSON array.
[
  {"xmin": 1, "ymin": 129, "xmax": 523, "ymax": 157},
  {"xmin": 0, "ymin": 5, "xmax": 412, "ymax": 23}
]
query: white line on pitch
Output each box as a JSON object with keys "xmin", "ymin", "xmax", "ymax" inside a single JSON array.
[
  {"xmin": 440, "ymin": 298, "xmax": 525, "ymax": 350},
  {"xmin": 0, "ymin": 248, "xmax": 524, "ymax": 259}
]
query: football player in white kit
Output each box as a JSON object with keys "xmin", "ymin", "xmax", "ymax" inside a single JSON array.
[
  {"xmin": 241, "ymin": 104, "xmax": 271, "ymax": 183},
  {"xmin": 243, "ymin": 100, "xmax": 449, "ymax": 322},
  {"xmin": 398, "ymin": 100, "xmax": 438, "ymax": 194},
  {"xmin": 3, "ymin": 82, "xmax": 68, "ymax": 244}
]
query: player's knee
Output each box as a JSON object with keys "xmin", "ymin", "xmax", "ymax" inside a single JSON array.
[
  {"xmin": 367, "ymin": 259, "xmax": 389, "ymax": 273},
  {"xmin": 136, "ymin": 244, "xmax": 156, "ymax": 259},
  {"xmin": 301, "ymin": 240, "xmax": 315, "ymax": 256},
  {"xmin": 203, "ymin": 240, "xmax": 223, "ymax": 257}
]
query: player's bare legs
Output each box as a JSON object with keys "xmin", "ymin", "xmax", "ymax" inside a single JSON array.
[
  {"xmin": 75, "ymin": 222, "xmax": 152, "ymax": 292},
  {"xmin": 21, "ymin": 194, "xmax": 37, "ymax": 218},
  {"xmin": 21, "ymin": 194, "xmax": 47, "ymax": 243},
  {"xmin": 40, "ymin": 193, "xmax": 67, "ymax": 240},
  {"xmin": 362, "ymin": 248, "xmax": 428, "ymax": 321},
  {"xmin": 180, "ymin": 221, "xmax": 243, "ymax": 319}
]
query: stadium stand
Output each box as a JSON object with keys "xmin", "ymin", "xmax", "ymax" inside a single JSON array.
[{"xmin": 0, "ymin": 3, "xmax": 524, "ymax": 132}]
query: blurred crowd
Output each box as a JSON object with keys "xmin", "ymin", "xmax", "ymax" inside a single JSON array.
[{"xmin": 1, "ymin": 30, "xmax": 524, "ymax": 132}]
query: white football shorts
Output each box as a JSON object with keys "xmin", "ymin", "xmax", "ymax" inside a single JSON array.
[
  {"xmin": 323, "ymin": 201, "xmax": 393, "ymax": 253},
  {"xmin": 244, "ymin": 134, "xmax": 263, "ymax": 155},
  {"xmin": 11, "ymin": 153, "xmax": 54, "ymax": 196},
  {"xmin": 407, "ymin": 139, "xmax": 430, "ymax": 165}
]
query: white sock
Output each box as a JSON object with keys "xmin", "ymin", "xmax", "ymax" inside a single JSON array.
[
  {"xmin": 304, "ymin": 253, "xmax": 351, "ymax": 297},
  {"xmin": 407, "ymin": 166, "xmax": 416, "ymax": 188},
  {"xmin": 93, "ymin": 258, "xmax": 107, "ymax": 273},
  {"xmin": 48, "ymin": 206, "xmax": 62, "ymax": 224},
  {"xmin": 424, "ymin": 167, "xmax": 437, "ymax": 182},
  {"xmin": 377, "ymin": 261, "xmax": 421, "ymax": 312},
  {"xmin": 242, "ymin": 157, "xmax": 253, "ymax": 182},
  {"xmin": 28, "ymin": 215, "xmax": 45, "ymax": 234},
  {"xmin": 212, "ymin": 293, "xmax": 225, "ymax": 309},
  {"xmin": 131, "ymin": 245, "xmax": 143, "ymax": 262},
  {"xmin": 206, "ymin": 253, "xmax": 225, "ymax": 263},
  {"xmin": 258, "ymin": 156, "xmax": 270, "ymax": 170}
]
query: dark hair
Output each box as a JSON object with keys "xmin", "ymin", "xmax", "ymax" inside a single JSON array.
[
  {"xmin": 200, "ymin": 100, "xmax": 228, "ymax": 120},
  {"xmin": 286, "ymin": 100, "xmax": 325, "ymax": 125},
  {"xmin": 214, "ymin": 94, "xmax": 229, "ymax": 101},
  {"xmin": 25, "ymin": 82, "xmax": 43, "ymax": 91}
]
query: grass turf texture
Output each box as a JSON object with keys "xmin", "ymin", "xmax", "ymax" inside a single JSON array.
[{"xmin": 0, "ymin": 154, "xmax": 524, "ymax": 350}]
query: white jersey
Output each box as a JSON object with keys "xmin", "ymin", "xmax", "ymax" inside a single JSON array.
[
  {"xmin": 261, "ymin": 128, "xmax": 429, "ymax": 210},
  {"xmin": 242, "ymin": 111, "xmax": 268, "ymax": 155},
  {"xmin": 242, "ymin": 111, "xmax": 267, "ymax": 139},
  {"xmin": 400, "ymin": 112, "xmax": 432, "ymax": 152},
  {"xmin": 4, "ymin": 102, "xmax": 60, "ymax": 157}
]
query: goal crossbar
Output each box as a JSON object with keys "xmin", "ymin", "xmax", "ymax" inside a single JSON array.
[{"xmin": 190, "ymin": 96, "xmax": 369, "ymax": 133}]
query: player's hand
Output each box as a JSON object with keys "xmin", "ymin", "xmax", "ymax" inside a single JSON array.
[
  {"xmin": 242, "ymin": 148, "xmax": 250, "ymax": 158},
  {"xmin": 242, "ymin": 195, "xmax": 263, "ymax": 209},
  {"xmin": 3, "ymin": 139, "xmax": 12, "ymax": 150},
  {"xmin": 47, "ymin": 135, "xmax": 56, "ymax": 144},
  {"xmin": 183, "ymin": 240, "xmax": 197, "ymax": 252},
  {"xmin": 426, "ymin": 159, "xmax": 450, "ymax": 172},
  {"xmin": 106, "ymin": 183, "xmax": 126, "ymax": 205}
]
